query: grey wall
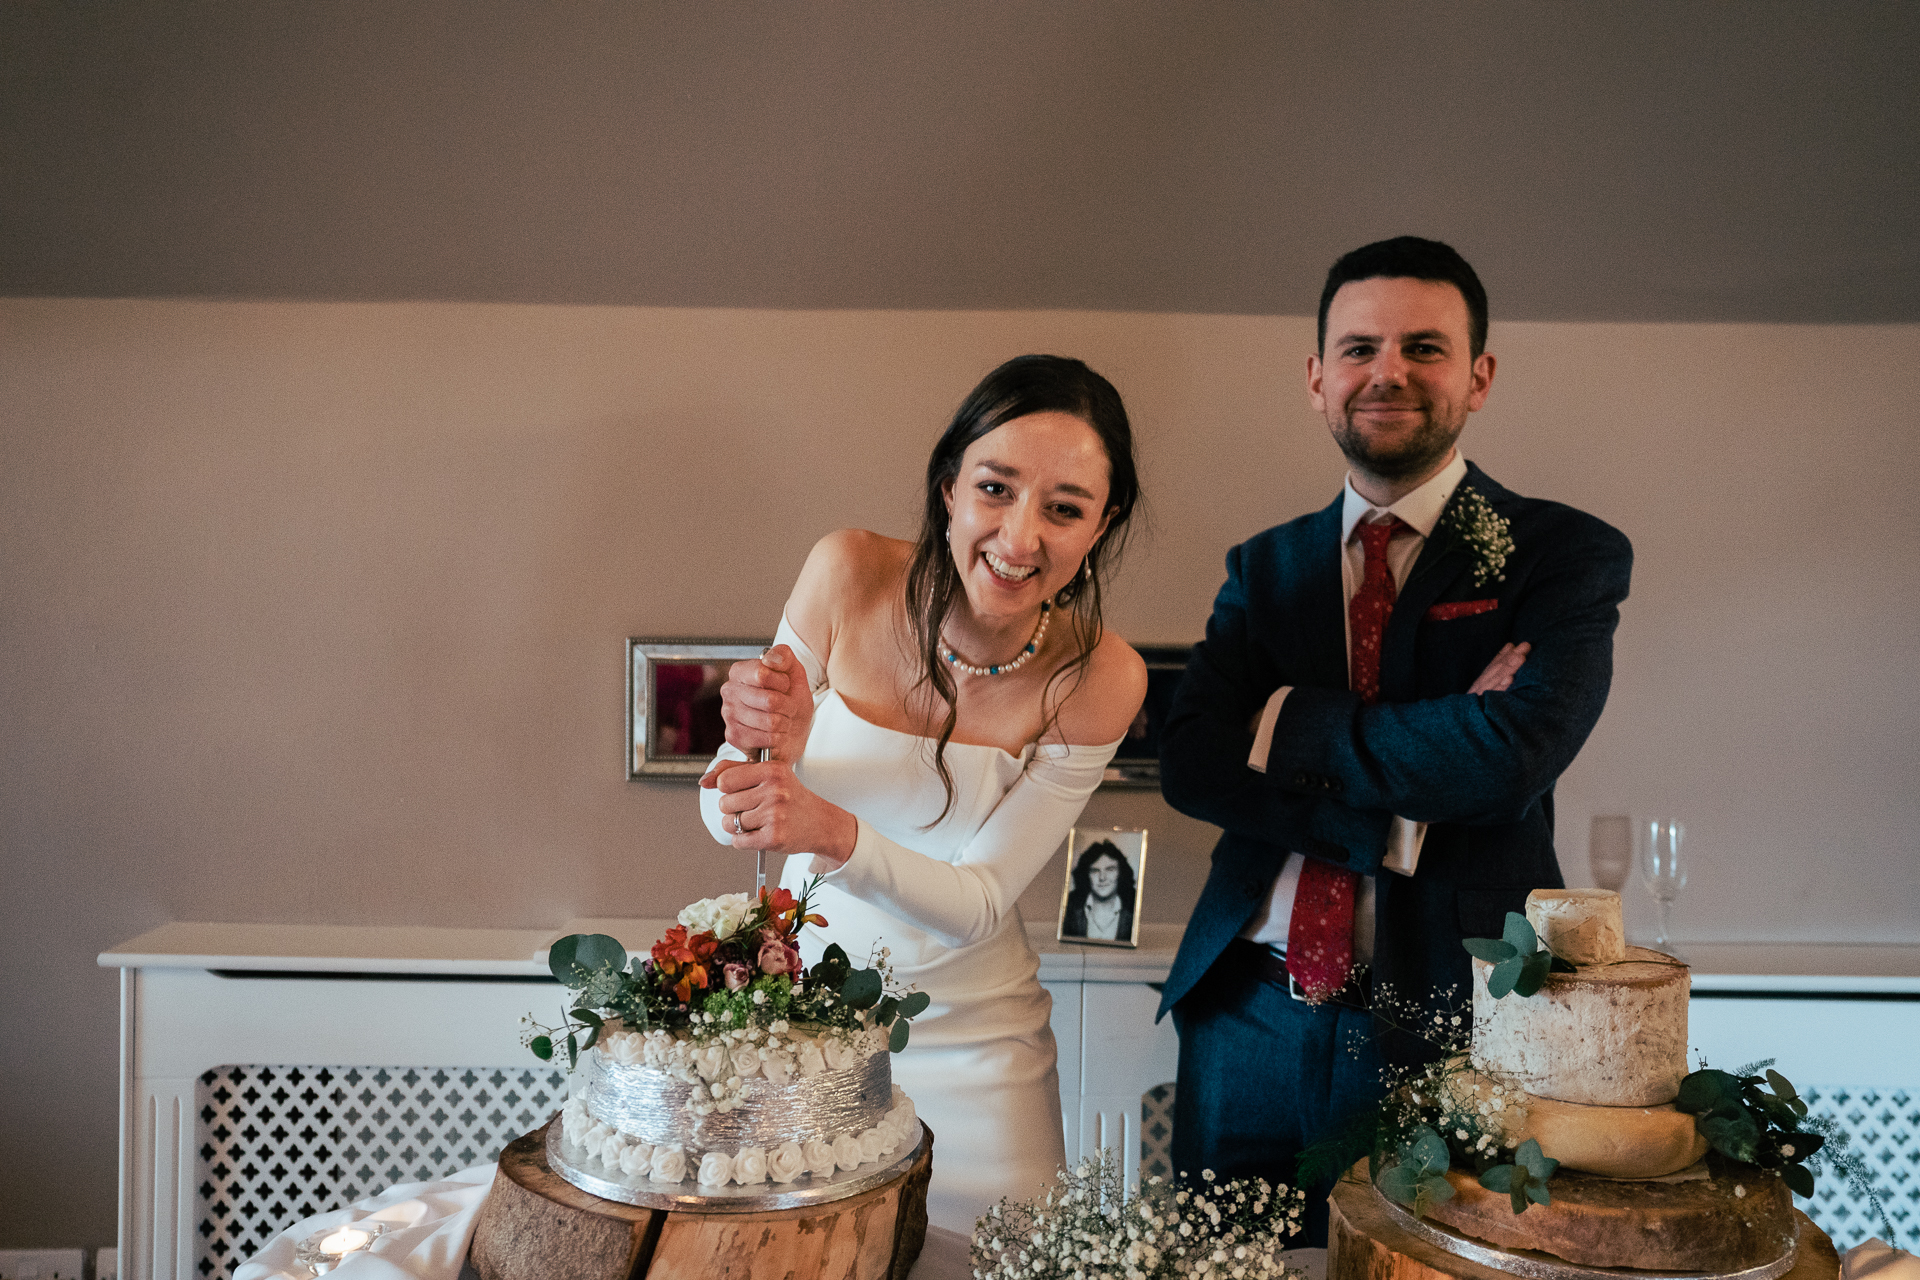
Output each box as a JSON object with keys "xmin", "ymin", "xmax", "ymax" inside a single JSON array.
[
  {"xmin": 3, "ymin": 0, "xmax": 1917, "ymax": 1254},
  {"xmin": 4, "ymin": 1, "xmax": 1917, "ymax": 320}
]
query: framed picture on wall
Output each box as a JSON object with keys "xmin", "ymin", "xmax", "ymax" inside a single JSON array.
[{"xmin": 1055, "ymin": 827, "xmax": 1147, "ymax": 948}]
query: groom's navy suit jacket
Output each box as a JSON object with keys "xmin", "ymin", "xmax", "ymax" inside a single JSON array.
[{"xmin": 1157, "ymin": 463, "xmax": 1632, "ymax": 1047}]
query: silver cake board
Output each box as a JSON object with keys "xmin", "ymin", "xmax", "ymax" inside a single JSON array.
[
  {"xmin": 1370, "ymin": 1180, "xmax": 1800, "ymax": 1280},
  {"xmin": 547, "ymin": 1120, "xmax": 929, "ymax": 1213}
]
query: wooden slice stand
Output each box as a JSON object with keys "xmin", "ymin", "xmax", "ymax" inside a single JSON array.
[
  {"xmin": 469, "ymin": 1119, "xmax": 934, "ymax": 1280},
  {"xmin": 1327, "ymin": 1167, "xmax": 1839, "ymax": 1280}
]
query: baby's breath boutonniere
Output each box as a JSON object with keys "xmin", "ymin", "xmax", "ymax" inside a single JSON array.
[{"xmin": 1438, "ymin": 485, "xmax": 1513, "ymax": 588}]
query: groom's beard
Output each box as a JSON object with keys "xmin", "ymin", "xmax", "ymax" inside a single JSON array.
[{"xmin": 1328, "ymin": 398, "xmax": 1465, "ymax": 481}]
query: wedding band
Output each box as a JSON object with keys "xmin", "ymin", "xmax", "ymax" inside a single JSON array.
[{"xmin": 733, "ymin": 813, "xmax": 745, "ymax": 834}]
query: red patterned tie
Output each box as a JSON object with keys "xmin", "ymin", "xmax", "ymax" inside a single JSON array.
[{"xmin": 1287, "ymin": 516, "xmax": 1402, "ymax": 1002}]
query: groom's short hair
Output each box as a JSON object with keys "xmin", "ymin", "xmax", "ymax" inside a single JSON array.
[{"xmin": 1317, "ymin": 236, "xmax": 1489, "ymax": 359}]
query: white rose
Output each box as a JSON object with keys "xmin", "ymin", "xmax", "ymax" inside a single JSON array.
[
  {"xmin": 832, "ymin": 1133, "xmax": 865, "ymax": 1171},
  {"xmin": 733, "ymin": 1146, "xmax": 769, "ymax": 1184},
  {"xmin": 802, "ymin": 1138, "xmax": 838, "ymax": 1176},
  {"xmin": 618, "ymin": 1143, "xmax": 654, "ymax": 1178},
  {"xmin": 760, "ymin": 1051, "xmax": 794, "ymax": 1086},
  {"xmin": 598, "ymin": 1131, "xmax": 629, "ymax": 1167},
  {"xmin": 767, "ymin": 1142, "xmax": 807, "ymax": 1183},
  {"xmin": 607, "ymin": 1031, "xmax": 645, "ymax": 1066},
  {"xmin": 697, "ymin": 1151, "xmax": 735, "ymax": 1186},
  {"xmin": 648, "ymin": 1146, "xmax": 688, "ymax": 1182},
  {"xmin": 889, "ymin": 1096, "xmax": 918, "ymax": 1138},
  {"xmin": 693, "ymin": 1041, "xmax": 732, "ymax": 1081},
  {"xmin": 857, "ymin": 1128, "xmax": 888, "ymax": 1163},
  {"xmin": 678, "ymin": 892, "xmax": 752, "ymax": 941},
  {"xmin": 583, "ymin": 1121, "xmax": 613, "ymax": 1150},
  {"xmin": 822, "ymin": 1037, "xmax": 857, "ymax": 1072},
  {"xmin": 795, "ymin": 1042, "xmax": 826, "ymax": 1078},
  {"xmin": 729, "ymin": 1045, "xmax": 763, "ymax": 1079}
]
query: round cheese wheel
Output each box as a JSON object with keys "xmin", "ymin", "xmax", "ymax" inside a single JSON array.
[
  {"xmin": 1471, "ymin": 946, "xmax": 1689, "ymax": 1106},
  {"xmin": 1525, "ymin": 888, "xmax": 1626, "ymax": 965},
  {"xmin": 1518, "ymin": 1094, "xmax": 1711, "ymax": 1178}
]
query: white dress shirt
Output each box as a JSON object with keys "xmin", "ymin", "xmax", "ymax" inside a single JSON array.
[{"xmin": 1238, "ymin": 450, "xmax": 1469, "ymax": 957}]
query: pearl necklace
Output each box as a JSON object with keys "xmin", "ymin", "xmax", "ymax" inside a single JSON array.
[{"xmin": 939, "ymin": 600, "xmax": 1052, "ymax": 677}]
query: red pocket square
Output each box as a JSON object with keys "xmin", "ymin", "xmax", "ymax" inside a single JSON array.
[{"xmin": 1426, "ymin": 598, "xmax": 1499, "ymax": 621}]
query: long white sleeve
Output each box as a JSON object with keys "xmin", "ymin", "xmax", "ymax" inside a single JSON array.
[{"xmin": 814, "ymin": 737, "xmax": 1118, "ymax": 949}]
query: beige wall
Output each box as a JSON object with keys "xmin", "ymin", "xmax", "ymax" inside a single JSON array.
[{"xmin": 3, "ymin": 298, "xmax": 1917, "ymax": 1245}]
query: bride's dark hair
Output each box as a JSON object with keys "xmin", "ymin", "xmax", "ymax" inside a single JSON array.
[{"xmin": 904, "ymin": 354, "xmax": 1141, "ymax": 822}]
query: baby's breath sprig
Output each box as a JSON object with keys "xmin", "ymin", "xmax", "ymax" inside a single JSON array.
[
  {"xmin": 1436, "ymin": 485, "xmax": 1514, "ymax": 588},
  {"xmin": 971, "ymin": 1150, "xmax": 1306, "ymax": 1280}
]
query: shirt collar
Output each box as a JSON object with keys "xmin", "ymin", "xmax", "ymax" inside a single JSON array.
[{"xmin": 1340, "ymin": 449, "xmax": 1469, "ymax": 543}]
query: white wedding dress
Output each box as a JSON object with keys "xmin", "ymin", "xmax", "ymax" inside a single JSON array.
[{"xmin": 700, "ymin": 619, "xmax": 1121, "ymax": 1232}]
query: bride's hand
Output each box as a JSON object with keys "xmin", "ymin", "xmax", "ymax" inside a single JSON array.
[
  {"xmin": 721, "ymin": 644, "xmax": 814, "ymax": 761},
  {"xmin": 700, "ymin": 758, "xmax": 858, "ymax": 869}
]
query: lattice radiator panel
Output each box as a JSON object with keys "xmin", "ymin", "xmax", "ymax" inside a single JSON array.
[
  {"xmin": 193, "ymin": 1065, "xmax": 568, "ymax": 1277},
  {"xmin": 1798, "ymin": 1086, "xmax": 1918, "ymax": 1251}
]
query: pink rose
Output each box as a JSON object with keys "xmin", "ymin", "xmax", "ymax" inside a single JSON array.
[
  {"xmin": 758, "ymin": 940, "xmax": 798, "ymax": 976},
  {"xmin": 723, "ymin": 962, "xmax": 750, "ymax": 992}
]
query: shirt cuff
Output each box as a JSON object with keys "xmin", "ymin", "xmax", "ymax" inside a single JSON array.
[
  {"xmin": 1382, "ymin": 816, "xmax": 1427, "ymax": 875},
  {"xmin": 1248, "ymin": 686, "xmax": 1292, "ymax": 773}
]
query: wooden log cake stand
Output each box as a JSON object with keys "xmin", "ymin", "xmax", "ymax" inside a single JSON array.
[
  {"xmin": 469, "ymin": 1119, "xmax": 934, "ymax": 1280},
  {"xmin": 1326, "ymin": 1166, "xmax": 1839, "ymax": 1280}
]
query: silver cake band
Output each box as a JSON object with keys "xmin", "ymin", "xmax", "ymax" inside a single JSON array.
[{"xmin": 578, "ymin": 1046, "xmax": 894, "ymax": 1151}]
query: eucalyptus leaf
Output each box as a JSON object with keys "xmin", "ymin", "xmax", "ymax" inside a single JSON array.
[
  {"xmin": 889, "ymin": 1018, "xmax": 911, "ymax": 1053},
  {"xmin": 1479, "ymin": 1164, "xmax": 1517, "ymax": 1192},
  {"xmin": 1463, "ymin": 937, "xmax": 1518, "ymax": 963},
  {"xmin": 548, "ymin": 933, "xmax": 627, "ymax": 987},
  {"xmin": 1702, "ymin": 1114, "xmax": 1760, "ymax": 1162},
  {"xmin": 1516, "ymin": 1138, "xmax": 1559, "ymax": 1182},
  {"xmin": 842, "ymin": 968, "xmax": 883, "ymax": 1010},
  {"xmin": 570, "ymin": 1008, "xmax": 604, "ymax": 1027},
  {"xmin": 530, "ymin": 1035, "xmax": 553, "ymax": 1061},
  {"xmin": 1379, "ymin": 1162, "xmax": 1421, "ymax": 1206},
  {"xmin": 1501, "ymin": 912, "xmax": 1539, "ymax": 955},
  {"xmin": 1525, "ymin": 1180, "xmax": 1552, "ymax": 1206},
  {"xmin": 1510, "ymin": 952, "xmax": 1552, "ymax": 998},
  {"xmin": 1677, "ymin": 1069, "xmax": 1742, "ymax": 1116},
  {"xmin": 1782, "ymin": 1131, "xmax": 1825, "ymax": 1163},
  {"xmin": 822, "ymin": 942, "xmax": 850, "ymax": 966},
  {"xmin": 1782, "ymin": 1163, "xmax": 1815, "ymax": 1198},
  {"xmin": 1487, "ymin": 956, "xmax": 1524, "ymax": 999},
  {"xmin": 1765, "ymin": 1069, "xmax": 1797, "ymax": 1102},
  {"xmin": 566, "ymin": 1031, "xmax": 579, "ymax": 1069},
  {"xmin": 875, "ymin": 995, "xmax": 900, "ymax": 1025},
  {"xmin": 899, "ymin": 991, "xmax": 931, "ymax": 1018},
  {"xmin": 1410, "ymin": 1128, "xmax": 1451, "ymax": 1175},
  {"xmin": 1423, "ymin": 1175, "xmax": 1455, "ymax": 1205}
]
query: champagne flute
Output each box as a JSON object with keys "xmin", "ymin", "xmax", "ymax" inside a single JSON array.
[
  {"xmin": 1588, "ymin": 815, "xmax": 1631, "ymax": 891},
  {"xmin": 1639, "ymin": 819, "xmax": 1686, "ymax": 957}
]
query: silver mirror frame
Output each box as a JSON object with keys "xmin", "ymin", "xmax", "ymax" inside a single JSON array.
[{"xmin": 627, "ymin": 638, "xmax": 770, "ymax": 778}]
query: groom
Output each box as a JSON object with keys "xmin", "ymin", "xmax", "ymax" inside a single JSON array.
[{"xmin": 1157, "ymin": 237, "xmax": 1632, "ymax": 1244}]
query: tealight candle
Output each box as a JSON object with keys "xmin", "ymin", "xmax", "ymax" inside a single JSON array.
[{"xmin": 319, "ymin": 1227, "xmax": 371, "ymax": 1256}]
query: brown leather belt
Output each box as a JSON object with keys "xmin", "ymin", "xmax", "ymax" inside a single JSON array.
[{"xmin": 1227, "ymin": 937, "xmax": 1372, "ymax": 1011}]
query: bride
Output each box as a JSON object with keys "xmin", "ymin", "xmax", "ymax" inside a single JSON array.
[{"xmin": 698, "ymin": 354, "xmax": 1146, "ymax": 1230}]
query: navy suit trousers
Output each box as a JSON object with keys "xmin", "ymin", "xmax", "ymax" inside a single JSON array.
[{"xmin": 1170, "ymin": 953, "xmax": 1386, "ymax": 1249}]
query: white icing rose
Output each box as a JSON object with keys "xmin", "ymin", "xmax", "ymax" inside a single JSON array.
[
  {"xmin": 767, "ymin": 1142, "xmax": 807, "ymax": 1183},
  {"xmin": 822, "ymin": 1037, "xmax": 858, "ymax": 1072},
  {"xmin": 693, "ymin": 1041, "xmax": 732, "ymax": 1081},
  {"xmin": 678, "ymin": 892, "xmax": 752, "ymax": 941},
  {"xmin": 802, "ymin": 1138, "xmax": 838, "ymax": 1176},
  {"xmin": 618, "ymin": 1143, "xmax": 654, "ymax": 1178},
  {"xmin": 583, "ymin": 1121, "xmax": 614, "ymax": 1150},
  {"xmin": 733, "ymin": 1146, "xmax": 769, "ymax": 1184},
  {"xmin": 607, "ymin": 1031, "xmax": 646, "ymax": 1066},
  {"xmin": 562, "ymin": 1104, "xmax": 591, "ymax": 1145},
  {"xmin": 857, "ymin": 1127, "xmax": 888, "ymax": 1163},
  {"xmin": 795, "ymin": 1042, "xmax": 827, "ymax": 1078},
  {"xmin": 760, "ymin": 1051, "xmax": 794, "ymax": 1087},
  {"xmin": 833, "ymin": 1133, "xmax": 864, "ymax": 1171},
  {"xmin": 648, "ymin": 1146, "xmax": 688, "ymax": 1182},
  {"xmin": 729, "ymin": 1045, "xmax": 763, "ymax": 1079},
  {"xmin": 697, "ymin": 1151, "xmax": 735, "ymax": 1186},
  {"xmin": 642, "ymin": 1032, "xmax": 672, "ymax": 1068},
  {"xmin": 598, "ymin": 1131, "xmax": 628, "ymax": 1167}
]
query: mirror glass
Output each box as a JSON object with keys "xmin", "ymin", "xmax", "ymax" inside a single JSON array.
[{"xmin": 628, "ymin": 639, "xmax": 769, "ymax": 777}]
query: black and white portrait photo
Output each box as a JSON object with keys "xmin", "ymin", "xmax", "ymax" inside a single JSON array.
[{"xmin": 1056, "ymin": 828, "xmax": 1147, "ymax": 948}]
